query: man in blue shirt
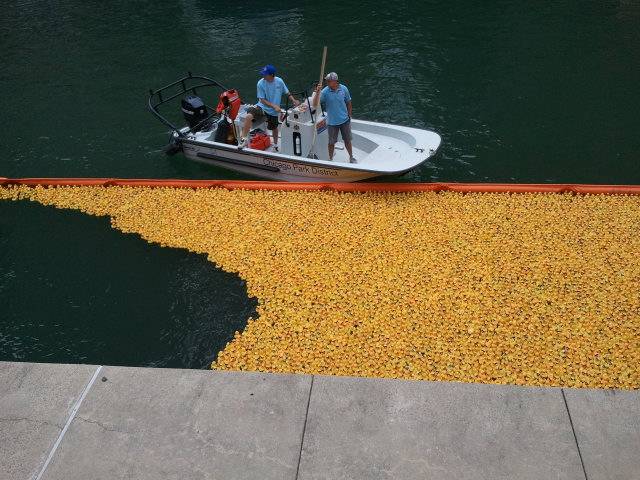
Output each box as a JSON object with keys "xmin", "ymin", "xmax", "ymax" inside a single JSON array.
[
  {"xmin": 313, "ymin": 72, "xmax": 355, "ymax": 163},
  {"xmin": 239, "ymin": 64, "xmax": 299, "ymax": 150}
]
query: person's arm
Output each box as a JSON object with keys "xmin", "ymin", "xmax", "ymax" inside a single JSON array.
[
  {"xmin": 257, "ymin": 82, "xmax": 281, "ymax": 111},
  {"xmin": 257, "ymin": 82, "xmax": 280, "ymax": 111},
  {"xmin": 281, "ymin": 79, "xmax": 299, "ymax": 107},
  {"xmin": 312, "ymin": 84, "xmax": 323, "ymax": 108},
  {"xmin": 258, "ymin": 98, "xmax": 282, "ymax": 112},
  {"xmin": 314, "ymin": 86, "xmax": 327, "ymax": 127},
  {"xmin": 344, "ymin": 86, "xmax": 352, "ymax": 119}
]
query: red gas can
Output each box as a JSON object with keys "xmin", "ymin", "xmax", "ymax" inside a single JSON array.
[{"xmin": 249, "ymin": 132, "xmax": 271, "ymax": 151}]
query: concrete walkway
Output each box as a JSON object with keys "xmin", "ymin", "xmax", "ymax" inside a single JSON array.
[{"xmin": 1, "ymin": 362, "xmax": 638, "ymax": 480}]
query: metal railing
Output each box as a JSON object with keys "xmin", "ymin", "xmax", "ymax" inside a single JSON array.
[{"xmin": 148, "ymin": 72, "xmax": 228, "ymax": 137}]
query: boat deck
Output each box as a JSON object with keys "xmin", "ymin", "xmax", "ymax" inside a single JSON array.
[{"xmin": 259, "ymin": 122, "xmax": 430, "ymax": 170}]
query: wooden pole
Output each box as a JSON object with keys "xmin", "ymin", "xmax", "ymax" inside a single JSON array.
[{"xmin": 318, "ymin": 46, "xmax": 328, "ymax": 90}]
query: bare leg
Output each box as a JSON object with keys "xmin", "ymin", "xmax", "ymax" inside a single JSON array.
[
  {"xmin": 328, "ymin": 143, "xmax": 335, "ymax": 160},
  {"xmin": 272, "ymin": 126, "xmax": 278, "ymax": 146},
  {"xmin": 241, "ymin": 113, "xmax": 254, "ymax": 139},
  {"xmin": 345, "ymin": 141, "xmax": 353, "ymax": 159}
]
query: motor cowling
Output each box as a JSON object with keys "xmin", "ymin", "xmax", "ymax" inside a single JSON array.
[
  {"xmin": 216, "ymin": 89, "xmax": 242, "ymax": 121},
  {"xmin": 181, "ymin": 95, "xmax": 209, "ymax": 130}
]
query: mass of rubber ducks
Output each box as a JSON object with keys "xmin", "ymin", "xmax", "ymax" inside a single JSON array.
[{"xmin": 2, "ymin": 185, "xmax": 638, "ymax": 389}]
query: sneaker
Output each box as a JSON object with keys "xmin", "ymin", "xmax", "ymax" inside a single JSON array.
[
  {"xmin": 237, "ymin": 137, "xmax": 247, "ymax": 149},
  {"xmin": 350, "ymin": 157, "xmax": 357, "ymax": 164}
]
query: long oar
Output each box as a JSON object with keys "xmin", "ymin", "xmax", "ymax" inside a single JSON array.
[{"xmin": 308, "ymin": 46, "xmax": 327, "ymax": 159}]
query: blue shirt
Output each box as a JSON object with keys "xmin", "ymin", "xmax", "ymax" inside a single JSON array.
[
  {"xmin": 320, "ymin": 84, "xmax": 351, "ymax": 126},
  {"xmin": 256, "ymin": 76, "xmax": 289, "ymax": 116}
]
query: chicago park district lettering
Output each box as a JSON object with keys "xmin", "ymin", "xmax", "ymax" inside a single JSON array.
[{"xmin": 261, "ymin": 158, "xmax": 339, "ymax": 177}]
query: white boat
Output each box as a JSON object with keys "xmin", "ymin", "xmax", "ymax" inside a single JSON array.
[{"xmin": 149, "ymin": 74, "xmax": 441, "ymax": 182}]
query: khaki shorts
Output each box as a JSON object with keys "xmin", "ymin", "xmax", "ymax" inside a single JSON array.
[
  {"xmin": 328, "ymin": 120, "xmax": 352, "ymax": 145},
  {"xmin": 247, "ymin": 105, "xmax": 279, "ymax": 130}
]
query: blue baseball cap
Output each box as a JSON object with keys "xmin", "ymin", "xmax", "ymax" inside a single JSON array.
[{"xmin": 260, "ymin": 64, "xmax": 276, "ymax": 76}]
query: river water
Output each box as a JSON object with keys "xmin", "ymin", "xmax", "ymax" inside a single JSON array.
[{"xmin": 1, "ymin": 1, "xmax": 639, "ymax": 367}]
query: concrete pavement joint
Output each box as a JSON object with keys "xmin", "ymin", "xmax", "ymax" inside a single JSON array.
[
  {"xmin": 561, "ymin": 388, "xmax": 589, "ymax": 480},
  {"xmin": 0, "ymin": 417, "xmax": 62, "ymax": 430},
  {"xmin": 74, "ymin": 415, "xmax": 125, "ymax": 434},
  {"xmin": 34, "ymin": 365, "xmax": 103, "ymax": 480},
  {"xmin": 294, "ymin": 375, "xmax": 314, "ymax": 480}
]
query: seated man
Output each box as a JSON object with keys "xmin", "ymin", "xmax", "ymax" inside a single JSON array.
[
  {"xmin": 313, "ymin": 72, "xmax": 355, "ymax": 163},
  {"xmin": 238, "ymin": 64, "xmax": 299, "ymax": 150}
]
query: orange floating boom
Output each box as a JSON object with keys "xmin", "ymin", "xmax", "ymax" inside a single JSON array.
[{"xmin": 0, "ymin": 178, "xmax": 639, "ymax": 195}]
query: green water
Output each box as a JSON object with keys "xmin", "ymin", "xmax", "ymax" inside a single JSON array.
[
  {"xmin": 0, "ymin": 201, "xmax": 256, "ymax": 368},
  {"xmin": 1, "ymin": 1, "xmax": 639, "ymax": 367}
]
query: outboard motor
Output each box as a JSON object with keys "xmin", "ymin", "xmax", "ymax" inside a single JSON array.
[{"xmin": 181, "ymin": 95, "xmax": 209, "ymax": 131}]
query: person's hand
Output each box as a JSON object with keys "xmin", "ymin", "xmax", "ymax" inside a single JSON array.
[
  {"xmin": 315, "ymin": 83, "xmax": 322, "ymax": 93},
  {"xmin": 274, "ymin": 105, "xmax": 282, "ymax": 113},
  {"xmin": 293, "ymin": 99, "xmax": 300, "ymax": 107}
]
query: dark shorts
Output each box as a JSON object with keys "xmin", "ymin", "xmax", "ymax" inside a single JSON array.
[
  {"xmin": 328, "ymin": 120, "xmax": 352, "ymax": 145},
  {"xmin": 247, "ymin": 105, "xmax": 279, "ymax": 130}
]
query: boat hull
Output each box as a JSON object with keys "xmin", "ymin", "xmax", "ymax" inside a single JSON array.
[{"xmin": 182, "ymin": 141, "xmax": 387, "ymax": 182}]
